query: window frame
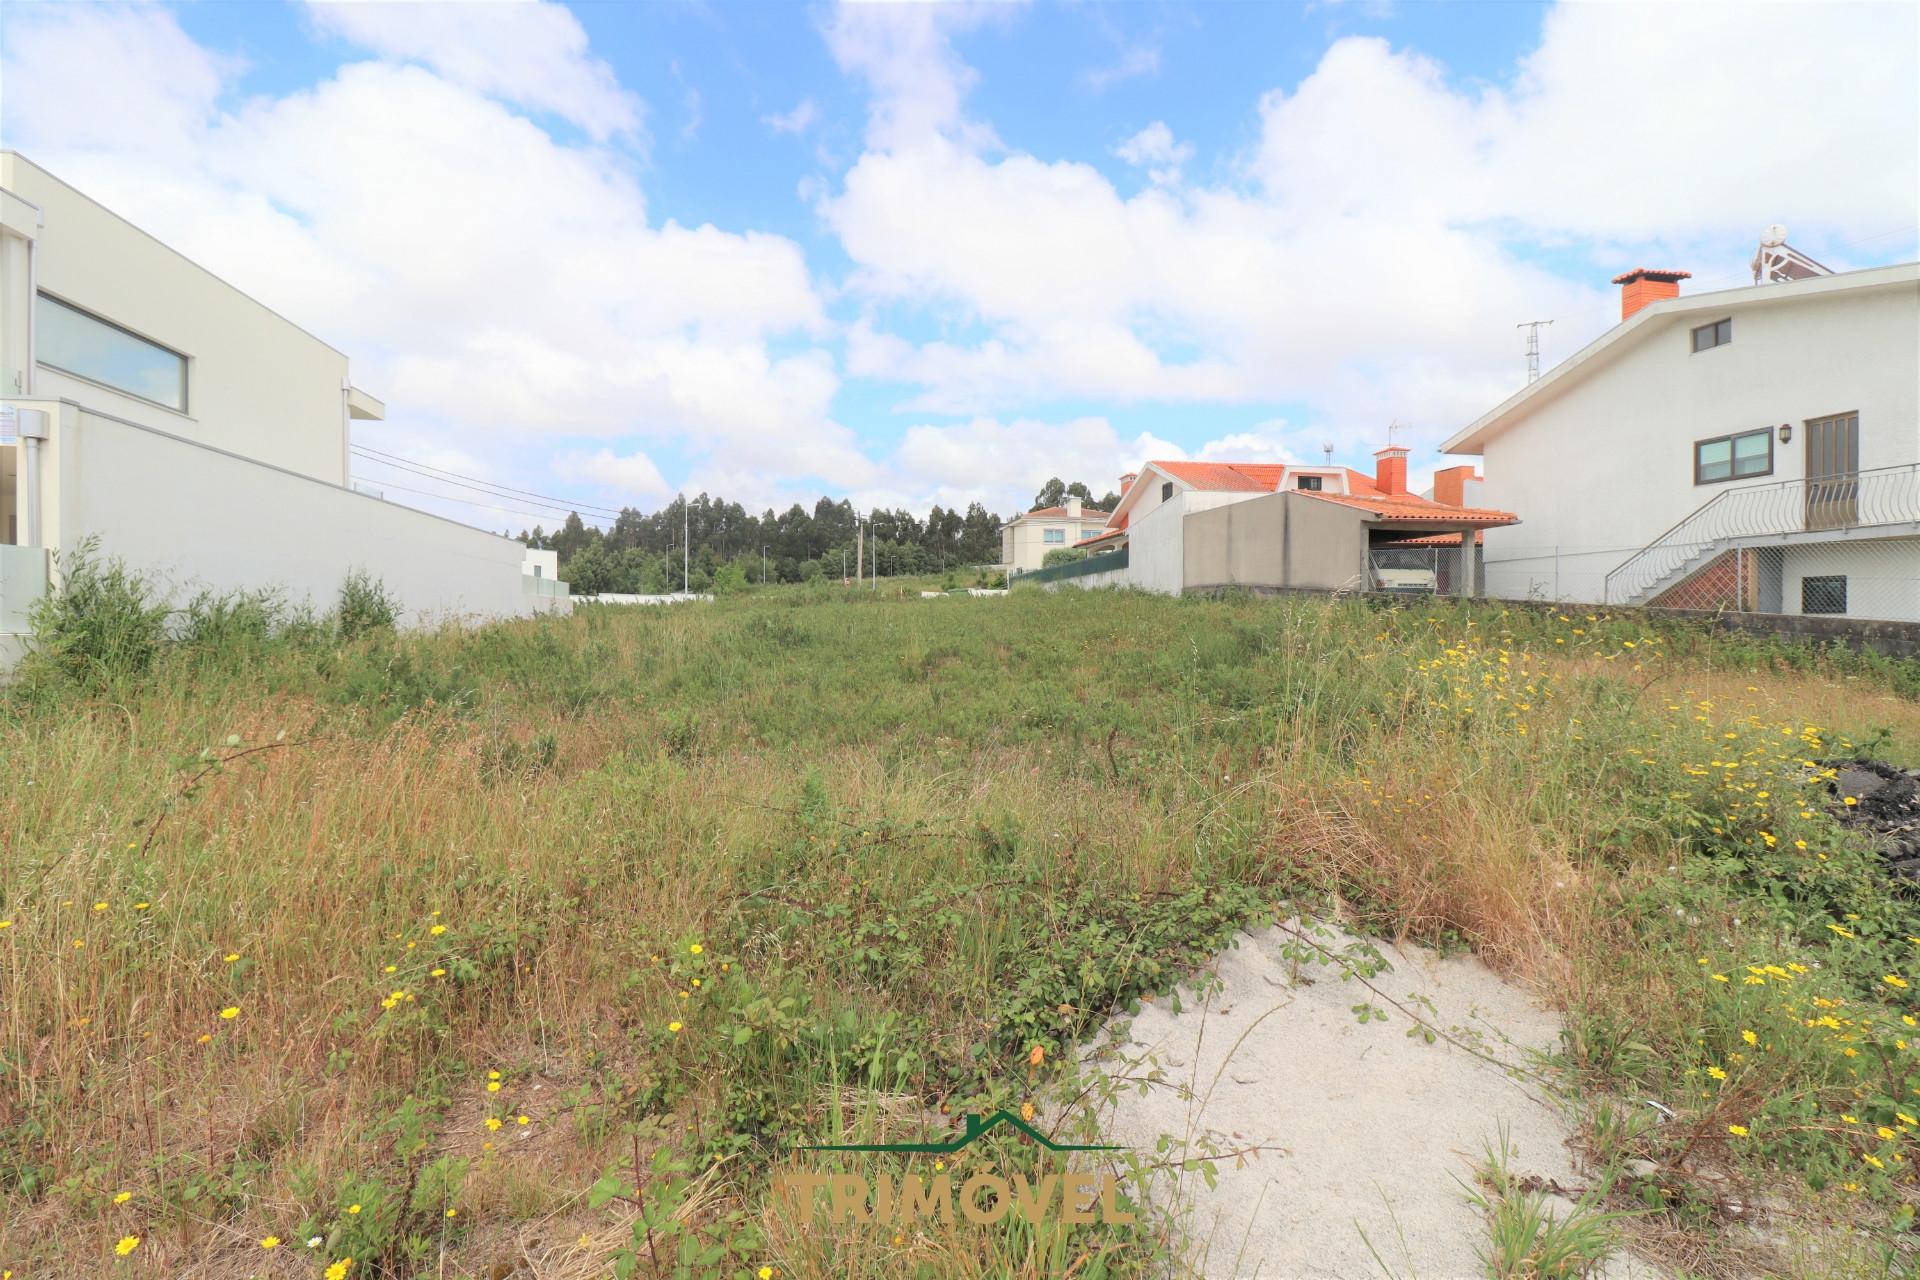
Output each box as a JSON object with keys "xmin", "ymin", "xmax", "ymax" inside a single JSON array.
[
  {"xmin": 1042, "ymin": 527, "xmax": 1066, "ymax": 545},
  {"xmin": 35, "ymin": 292, "xmax": 190, "ymax": 413},
  {"xmin": 1690, "ymin": 317, "xmax": 1733, "ymax": 353},
  {"xmin": 1692, "ymin": 427, "xmax": 1773, "ymax": 486},
  {"xmin": 1294, "ymin": 475, "xmax": 1324, "ymax": 491},
  {"xmin": 1802, "ymin": 574, "xmax": 1847, "ymax": 616},
  {"xmin": 1160, "ymin": 481, "xmax": 1174, "ymax": 502}
]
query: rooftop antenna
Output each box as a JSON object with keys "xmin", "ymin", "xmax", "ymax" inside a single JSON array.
[
  {"xmin": 1386, "ymin": 419, "xmax": 1405, "ymax": 448},
  {"xmin": 1321, "ymin": 442, "xmax": 1334, "ymax": 466},
  {"xmin": 1517, "ymin": 319, "xmax": 1553, "ymax": 383}
]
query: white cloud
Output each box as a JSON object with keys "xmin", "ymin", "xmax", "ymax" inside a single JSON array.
[
  {"xmin": 554, "ymin": 448, "xmax": 672, "ymax": 502},
  {"xmin": 1081, "ymin": 42, "xmax": 1160, "ymax": 94},
  {"xmin": 763, "ymin": 98, "xmax": 819, "ymax": 135},
  {"xmin": 1114, "ymin": 121, "xmax": 1192, "ymax": 186},
  {"xmin": 823, "ymin": 1, "xmax": 1919, "ymax": 459},
  {"xmin": 303, "ymin": 0, "xmax": 643, "ymax": 141},
  {"xmin": 822, "ymin": 1, "xmax": 1004, "ymax": 152},
  {"xmin": 1, "ymin": 4, "xmax": 874, "ymax": 517},
  {"xmin": 887, "ymin": 415, "xmax": 1181, "ymax": 514}
]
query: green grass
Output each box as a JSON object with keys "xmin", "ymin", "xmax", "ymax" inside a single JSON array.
[{"xmin": 5, "ymin": 580, "xmax": 1920, "ymax": 1276}]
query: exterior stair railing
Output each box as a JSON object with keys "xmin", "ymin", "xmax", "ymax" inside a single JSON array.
[{"xmin": 1603, "ymin": 462, "xmax": 1920, "ymax": 605}]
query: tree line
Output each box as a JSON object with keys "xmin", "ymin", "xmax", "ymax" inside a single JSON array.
[{"xmin": 518, "ymin": 478, "xmax": 1117, "ymax": 594}]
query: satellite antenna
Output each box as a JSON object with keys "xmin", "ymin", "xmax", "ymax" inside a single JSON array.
[
  {"xmin": 1760, "ymin": 223, "xmax": 1789, "ymax": 248},
  {"xmin": 1322, "ymin": 442, "xmax": 1334, "ymax": 466}
]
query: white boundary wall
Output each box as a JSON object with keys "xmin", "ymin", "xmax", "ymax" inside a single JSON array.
[{"xmin": 59, "ymin": 408, "xmax": 533, "ymax": 625}]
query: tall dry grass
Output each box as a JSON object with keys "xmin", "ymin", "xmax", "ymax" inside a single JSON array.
[{"xmin": 5, "ymin": 585, "xmax": 1919, "ymax": 1274}]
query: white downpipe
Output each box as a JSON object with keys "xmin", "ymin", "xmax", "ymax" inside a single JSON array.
[
  {"xmin": 17, "ymin": 407, "xmax": 48, "ymax": 546},
  {"xmin": 25, "ymin": 233, "xmax": 36, "ymax": 394}
]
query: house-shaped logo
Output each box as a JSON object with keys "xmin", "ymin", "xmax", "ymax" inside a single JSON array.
[{"xmin": 798, "ymin": 1110, "xmax": 1120, "ymax": 1153}]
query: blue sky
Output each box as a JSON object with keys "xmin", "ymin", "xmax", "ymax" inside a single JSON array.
[{"xmin": 5, "ymin": 1, "xmax": 1916, "ymax": 530}]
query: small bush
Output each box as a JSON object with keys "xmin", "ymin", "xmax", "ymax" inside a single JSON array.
[
  {"xmin": 179, "ymin": 587, "xmax": 284, "ymax": 652},
  {"xmin": 337, "ymin": 570, "xmax": 401, "ymax": 641},
  {"xmin": 25, "ymin": 539, "xmax": 170, "ymax": 687},
  {"xmin": 1042, "ymin": 547, "xmax": 1087, "ymax": 568}
]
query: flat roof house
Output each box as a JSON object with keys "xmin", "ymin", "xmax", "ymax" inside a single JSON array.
[
  {"xmin": 1445, "ymin": 253, "xmax": 1920, "ymax": 619},
  {"xmin": 1, "ymin": 152, "xmax": 565, "ymax": 664},
  {"xmin": 1035, "ymin": 450, "xmax": 1516, "ymax": 595}
]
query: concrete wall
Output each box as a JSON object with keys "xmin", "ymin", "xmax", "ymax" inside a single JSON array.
[
  {"xmin": 58, "ymin": 408, "xmax": 534, "ymax": 624},
  {"xmin": 2, "ymin": 152, "xmax": 355, "ymax": 485},
  {"xmin": 1182, "ymin": 492, "xmax": 1369, "ymax": 591},
  {"xmin": 1471, "ymin": 272, "xmax": 1920, "ymax": 602}
]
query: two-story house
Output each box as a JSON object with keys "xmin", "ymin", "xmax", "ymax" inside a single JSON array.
[
  {"xmin": 1, "ymin": 152, "xmax": 564, "ymax": 664},
  {"xmin": 1444, "ymin": 258, "xmax": 1920, "ymax": 619},
  {"xmin": 998, "ymin": 496, "xmax": 1113, "ymax": 573}
]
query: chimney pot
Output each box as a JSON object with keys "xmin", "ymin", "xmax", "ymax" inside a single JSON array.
[
  {"xmin": 1611, "ymin": 267, "xmax": 1691, "ymax": 320},
  {"xmin": 1066, "ymin": 496, "xmax": 1082, "ymax": 518},
  {"xmin": 1119, "ymin": 471, "xmax": 1137, "ymax": 497},
  {"xmin": 1373, "ymin": 445, "xmax": 1410, "ymax": 497}
]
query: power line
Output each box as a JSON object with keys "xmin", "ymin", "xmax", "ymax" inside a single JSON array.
[
  {"xmin": 352, "ymin": 475, "xmax": 617, "ymax": 529},
  {"xmin": 350, "ymin": 445, "xmax": 628, "ymax": 518}
]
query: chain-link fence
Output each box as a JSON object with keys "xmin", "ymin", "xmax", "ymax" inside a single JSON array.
[{"xmin": 1638, "ymin": 538, "xmax": 1920, "ymax": 622}]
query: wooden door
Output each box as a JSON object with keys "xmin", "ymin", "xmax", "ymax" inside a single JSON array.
[{"xmin": 1805, "ymin": 413, "xmax": 1859, "ymax": 530}]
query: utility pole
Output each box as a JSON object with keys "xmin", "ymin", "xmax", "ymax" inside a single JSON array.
[
  {"xmin": 761, "ymin": 545, "xmax": 768, "ymax": 585},
  {"xmin": 1517, "ymin": 319, "xmax": 1553, "ymax": 384},
  {"xmin": 681, "ymin": 495, "xmax": 689, "ymax": 594},
  {"xmin": 855, "ymin": 518, "xmax": 864, "ymax": 586}
]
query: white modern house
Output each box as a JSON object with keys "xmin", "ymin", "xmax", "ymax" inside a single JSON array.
[
  {"xmin": 1444, "ymin": 254, "xmax": 1920, "ymax": 620},
  {"xmin": 1035, "ymin": 452, "xmax": 1516, "ymax": 596},
  {"xmin": 1, "ymin": 152, "xmax": 566, "ymax": 664},
  {"xmin": 998, "ymin": 497, "xmax": 1114, "ymax": 572}
]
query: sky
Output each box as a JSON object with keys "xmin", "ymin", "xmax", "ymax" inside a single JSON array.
[{"xmin": 3, "ymin": 0, "xmax": 1916, "ymax": 532}]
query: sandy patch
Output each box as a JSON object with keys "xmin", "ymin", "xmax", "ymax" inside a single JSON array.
[{"xmin": 1087, "ymin": 920, "xmax": 1663, "ymax": 1279}]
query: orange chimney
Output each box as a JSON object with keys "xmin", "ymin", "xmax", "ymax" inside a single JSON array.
[
  {"xmin": 1119, "ymin": 471, "xmax": 1137, "ymax": 497},
  {"xmin": 1373, "ymin": 445, "xmax": 1410, "ymax": 497},
  {"xmin": 1611, "ymin": 267, "xmax": 1690, "ymax": 320},
  {"xmin": 1431, "ymin": 465, "xmax": 1477, "ymax": 508}
]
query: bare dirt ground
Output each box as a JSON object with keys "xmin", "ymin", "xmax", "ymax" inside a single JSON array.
[{"xmin": 1086, "ymin": 921, "xmax": 1667, "ymax": 1280}]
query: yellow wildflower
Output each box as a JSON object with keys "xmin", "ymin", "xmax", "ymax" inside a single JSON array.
[
  {"xmin": 261, "ymin": 1236, "xmax": 281, "ymax": 1249},
  {"xmin": 1727, "ymin": 1124, "xmax": 1749, "ymax": 1137},
  {"xmin": 219, "ymin": 1006, "xmax": 239, "ymax": 1020},
  {"xmin": 115, "ymin": 1236, "xmax": 140, "ymax": 1256}
]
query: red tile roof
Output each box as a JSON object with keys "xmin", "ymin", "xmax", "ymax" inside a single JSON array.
[
  {"xmin": 1073, "ymin": 527, "xmax": 1128, "ymax": 548},
  {"xmin": 1383, "ymin": 530, "xmax": 1485, "ymax": 547},
  {"xmin": 1139, "ymin": 457, "xmax": 1518, "ymax": 528},
  {"xmin": 1152, "ymin": 461, "xmax": 1286, "ymax": 492},
  {"xmin": 1015, "ymin": 505, "xmax": 1112, "ymax": 520},
  {"xmin": 1610, "ymin": 267, "xmax": 1692, "ymax": 284},
  {"xmin": 1305, "ymin": 491, "xmax": 1518, "ymax": 526}
]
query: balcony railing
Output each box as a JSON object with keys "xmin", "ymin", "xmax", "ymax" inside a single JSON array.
[{"xmin": 1604, "ymin": 462, "xmax": 1920, "ymax": 604}]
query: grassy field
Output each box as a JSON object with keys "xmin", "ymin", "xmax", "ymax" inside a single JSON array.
[{"xmin": 7, "ymin": 574, "xmax": 1920, "ymax": 1277}]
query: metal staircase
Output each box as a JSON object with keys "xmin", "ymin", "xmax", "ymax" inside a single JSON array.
[{"xmin": 1604, "ymin": 463, "xmax": 1920, "ymax": 605}]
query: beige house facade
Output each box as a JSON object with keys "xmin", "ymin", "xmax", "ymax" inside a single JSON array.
[{"xmin": 998, "ymin": 496, "xmax": 1114, "ymax": 573}]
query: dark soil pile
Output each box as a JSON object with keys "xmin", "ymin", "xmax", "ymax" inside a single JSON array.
[{"xmin": 1821, "ymin": 758, "xmax": 1920, "ymax": 879}]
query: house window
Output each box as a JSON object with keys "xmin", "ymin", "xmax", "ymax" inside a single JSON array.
[
  {"xmin": 1161, "ymin": 481, "xmax": 1174, "ymax": 501},
  {"xmin": 1694, "ymin": 428, "xmax": 1772, "ymax": 484},
  {"xmin": 1295, "ymin": 475, "xmax": 1324, "ymax": 491},
  {"xmin": 36, "ymin": 293, "xmax": 188, "ymax": 412},
  {"xmin": 1042, "ymin": 528, "xmax": 1065, "ymax": 544},
  {"xmin": 1802, "ymin": 575, "xmax": 1847, "ymax": 615},
  {"xmin": 1691, "ymin": 317, "xmax": 1733, "ymax": 353}
]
